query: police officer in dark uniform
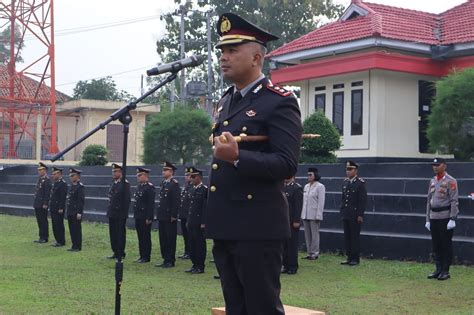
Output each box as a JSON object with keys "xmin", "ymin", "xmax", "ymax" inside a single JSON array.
[
  {"xmin": 156, "ymin": 161, "xmax": 180, "ymax": 268},
  {"xmin": 340, "ymin": 161, "xmax": 367, "ymax": 266},
  {"xmin": 185, "ymin": 167, "xmax": 207, "ymax": 274},
  {"xmin": 106, "ymin": 163, "xmax": 131, "ymax": 260},
  {"xmin": 49, "ymin": 166, "xmax": 68, "ymax": 247},
  {"xmin": 178, "ymin": 167, "xmax": 192, "ymax": 259},
  {"xmin": 66, "ymin": 168, "xmax": 85, "ymax": 252},
  {"xmin": 133, "ymin": 167, "xmax": 155, "ymax": 263},
  {"xmin": 282, "ymin": 176, "xmax": 303, "ymax": 275},
  {"xmin": 33, "ymin": 162, "xmax": 52, "ymax": 243},
  {"xmin": 205, "ymin": 13, "xmax": 302, "ymax": 314}
]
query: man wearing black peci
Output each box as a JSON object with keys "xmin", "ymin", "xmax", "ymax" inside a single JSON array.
[
  {"xmin": 49, "ymin": 166, "xmax": 68, "ymax": 247},
  {"xmin": 133, "ymin": 167, "xmax": 155, "ymax": 263},
  {"xmin": 33, "ymin": 162, "xmax": 52, "ymax": 244},
  {"xmin": 106, "ymin": 163, "xmax": 131, "ymax": 260},
  {"xmin": 205, "ymin": 13, "xmax": 303, "ymax": 314},
  {"xmin": 66, "ymin": 168, "xmax": 85, "ymax": 252},
  {"xmin": 156, "ymin": 161, "xmax": 180, "ymax": 268},
  {"xmin": 340, "ymin": 161, "xmax": 367, "ymax": 266}
]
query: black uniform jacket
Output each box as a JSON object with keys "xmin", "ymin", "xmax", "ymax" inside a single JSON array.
[
  {"xmin": 156, "ymin": 178, "xmax": 180, "ymax": 221},
  {"xmin": 107, "ymin": 179, "xmax": 131, "ymax": 219},
  {"xmin": 340, "ymin": 176, "xmax": 367, "ymax": 220},
  {"xmin": 187, "ymin": 183, "xmax": 208, "ymax": 227},
  {"xmin": 133, "ymin": 182, "xmax": 155, "ymax": 221},
  {"xmin": 49, "ymin": 178, "xmax": 68, "ymax": 212},
  {"xmin": 178, "ymin": 183, "xmax": 193, "ymax": 220},
  {"xmin": 283, "ymin": 182, "xmax": 303, "ymax": 226},
  {"xmin": 205, "ymin": 77, "xmax": 303, "ymax": 240},
  {"xmin": 34, "ymin": 176, "xmax": 52, "ymax": 208},
  {"xmin": 66, "ymin": 182, "xmax": 85, "ymax": 216}
]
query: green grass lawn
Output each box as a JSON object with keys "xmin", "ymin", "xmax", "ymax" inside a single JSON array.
[{"xmin": 1, "ymin": 214, "xmax": 473, "ymax": 314}]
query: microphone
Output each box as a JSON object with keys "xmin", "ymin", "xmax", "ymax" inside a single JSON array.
[{"xmin": 146, "ymin": 55, "xmax": 205, "ymax": 76}]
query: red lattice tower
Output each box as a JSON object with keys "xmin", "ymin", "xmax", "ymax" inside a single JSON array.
[{"xmin": 0, "ymin": 0, "xmax": 58, "ymax": 159}]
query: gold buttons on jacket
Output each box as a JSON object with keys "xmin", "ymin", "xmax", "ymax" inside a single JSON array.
[
  {"xmin": 210, "ymin": 186, "xmax": 217, "ymax": 192},
  {"xmin": 212, "ymin": 163, "xmax": 219, "ymax": 170},
  {"xmin": 247, "ymin": 194, "xmax": 253, "ymax": 200},
  {"xmin": 223, "ymin": 121, "xmax": 229, "ymax": 126},
  {"xmin": 242, "ymin": 126, "xmax": 247, "ymax": 132}
]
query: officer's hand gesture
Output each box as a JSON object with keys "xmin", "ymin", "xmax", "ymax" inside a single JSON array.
[
  {"xmin": 214, "ymin": 132, "xmax": 239, "ymax": 163},
  {"xmin": 292, "ymin": 222, "xmax": 300, "ymax": 229}
]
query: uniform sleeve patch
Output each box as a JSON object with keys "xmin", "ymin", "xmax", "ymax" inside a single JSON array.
[{"xmin": 450, "ymin": 181, "xmax": 457, "ymax": 190}]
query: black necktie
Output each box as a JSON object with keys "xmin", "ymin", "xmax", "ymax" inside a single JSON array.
[{"xmin": 230, "ymin": 91, "xmax": 242, "ymax": 111}]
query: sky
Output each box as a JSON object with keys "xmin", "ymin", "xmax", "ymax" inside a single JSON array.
[{"xmin": 16, "ymin": 0, "xmax": 469, "ymax": 98}]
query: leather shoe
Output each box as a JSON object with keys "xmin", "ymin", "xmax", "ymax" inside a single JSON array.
[
  {"xmin": 308, "ymin": 256, "xmax": 319, "ymax": 261},
  {"xmin": 348, "ymin": 261, "xmax": 359, "ymax": 266},
  {"xmin": 287, "ymin": 269, "xmax": 297, "ymax": 275},
  {"xmin": 161, "ymin": 263, "xmax": 175, "ymax": 268},
  {"xmin": 135, "ymin": 258, "xmax": 143, "ymax": 263},
  {"xmin": 179, "ymin": 254, "xmax": 190, "ymax": 259},
  {"xmin": 427, "ymin": 271, "xmax": 441, "ymax": 279},
  {"xmin": 437, "ymin": 272, "xmax": 451, "ymax": 280},
  {"xmin": 185, "ymin": 267, "xmax": 196, "ymax": 273},
  {"xmin": 340, "ymin": 260, "xmax": 351, "ymax": 265},
  {"xmin": 67, "ymin": 248, "xmax": 80, "ymax": 252},
  {"xmin": 34, "ymin": 239, "xmax": 48, "ymax": 244},
  {"xmin": 155, "ymin": 262, "xmax": 165, "ymax": 267},
  {"xmin": 191, "ymin": 268, "xmax": 204, "ymax": 274},
  {"xmin": 301, "ymin": 255, "xmax": 311, "ymax": 260},
  {"xmin": 213, "ymin": 275, "xmax": 220, "ymax": 279},
  {"xmin": 107, "ymin": 255, "xmax": 117, "ymax": 259},
  {"xmin": 138, "ymin": 258, "xmax": 150, "ymax": 263},
  {"xmin": 52, "ymin": 243, "xmax": 65, "ymax": 247}
]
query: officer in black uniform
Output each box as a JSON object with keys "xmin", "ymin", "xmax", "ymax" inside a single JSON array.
[
  {"xmin": 205, "ymin": 13, "xmax": 302, "ymax": 315},
  {"xmin": 33, "ymin": 162, "xmax": 52, "ymax": 243},
  {"xmin": 178, "ymin": 167, "xmax": 192, "ymax": 259},
  {"xmin": 282, "ymin": 176, "xmax": 303, "ymax": 275},
  {"xmin": 133, "ymin": 167, "xmax": 155, "ymax": 263},
  {"xmin": 66, "ymin": 168, "xmax": 85, "ymax": 252},
  {"xmin": 156, "ymin": 161, "xmax": 180, "ymax": 268},
  {"xmin": 106, "ymin": 163, "xmax": 131, "ymax": 260},
  {"xmin": 185, "ymin": 167, "xmax": 208, "ymax": 274},
  {"xmin": 340, "ymin": 161, "xmax": 367, "ymax": 266},
  {"xmin": 49, "ymin": 166, "xmax": 68, "ymax": 247}
]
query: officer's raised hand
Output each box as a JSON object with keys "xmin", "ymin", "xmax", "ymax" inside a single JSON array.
[{"xmin": 214, "ymin": 132, "xmax": 239, "ymax": 163}]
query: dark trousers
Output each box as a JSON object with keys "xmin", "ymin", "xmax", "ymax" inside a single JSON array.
[
  {"xmin": 213, "ymin": 240, "xmax": 285, "ymax": 315},
  {"xmin": 51, "ymin": 211, "xmax": 65, "ymax": 245},
  {"xmin": 430, "ymin": 218, "xmax": 454, "ymax": 272},
  {"xmin": 283, "ymin": 227, "xmax": 299, "ymax": 271},
  {"xmin": 158, "ymin": 220, "xmax": 177, "ymax": 264},
  {"xmin": 34, "ymin": 207, "xmax": 49, "ymax": 241},
  {"xmin": 180, "ymin": 218, "xmax": 190, "ymax": 255},
  {"xmin": 343, "ymin": 219, "xmax": 361, "ymax": 262},
  {"xmin": 68, "ymin": 215, "xmax": 82, "ymax": 250},
  {"xmin": 109, "ymin": 218, "xmax": 127, "ymax": 258},
  {"xmin": 188, "ymin": 225, "xmax": 207, "ymax": 269},
  {"xmin": 135, "ymin": 218, "xmax": 152, "ymax": 260}
]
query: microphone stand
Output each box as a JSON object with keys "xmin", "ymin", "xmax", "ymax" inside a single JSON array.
[{"xmin": 51, "ymin": 71, "xmax": 179, "ymax": 315}]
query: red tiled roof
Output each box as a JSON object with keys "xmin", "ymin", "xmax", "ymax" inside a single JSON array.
[
  {"xmin": 269, "ymin": 0, "xmax": 474, "ymax": 57},
  {"xmin": 0, "ymin": 65, "xmax": 70, "ymax": 104}
]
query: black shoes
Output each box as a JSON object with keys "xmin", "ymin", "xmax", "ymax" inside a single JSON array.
[
  {"xmin": 213, "ymin": 275, "xmax": 220, "ymax": 279},
  {"xmin": 427, "ymin": 271, "xmax": 441, "ymax": 279},
  {"xmin": 51, "ymin": 242, "xmax": 65, "ymax": 247},
  {"xmin": 34, "ymin": 239, "xmax": 48, "ymax": 244},
  {"xmin": 156, "ymin": 262, "xmax": 175, "ymax": 268},
  {"xmin": 287, "ymin": 269, "xmax": 298, "ymax": 275},
  {"xmin": 179, "ymin": 254, "xmax": 190, "ymax": 259},
  {"xmin": 307, "ymin": 256, "xmax": 319, "ymax": 261},
  {"xmin": 67, "ymin": 248, "xmax": 80, "ymax": 252},
  {"xmin": 135, "ymin": 258, "xmax": 150, "ymax": 263},
  {"xmin": 340, "ymin": 260, "xmax": 351, "ymax": 265},
  {"xmin": 437, "ymin": 272, "xmax": 451, "ymax": 281},
  {"xmin": 348, "ymin": 261, "xmax": 359, "ymax": 266},
  {"xmin": 191, "ymin": 268, "xmax": 204, "ymax": 274}
]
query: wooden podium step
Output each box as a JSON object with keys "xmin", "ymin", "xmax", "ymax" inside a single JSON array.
[{"xmin": 212, "ymin": 305, "xmax": 325, "ymax": 314}]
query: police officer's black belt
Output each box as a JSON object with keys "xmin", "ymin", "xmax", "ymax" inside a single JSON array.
[{"xmin": 431, "ymin": 206, "xmax": 450, "ymax": 212}]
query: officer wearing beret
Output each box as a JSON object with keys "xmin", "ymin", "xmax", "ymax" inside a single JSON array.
[
  {"xmin": 282, "ymin": 175, "xmax": 303, "ymax": 275},
  {"xmin": 178, "ymin": 167, "xmax": 192, "ymax": 260},
  {"xmin": 156, "ymin": 161, "xmax": 180, "ymax": 268},
  {"xmin": 66, "ymin": 168, "xmax": 85, "ymax": 252},
  {"xmin": 185, "ymin": 167, "xmax": 208, "ymax": 274},
  {"xmin": 340, "ymin": 161, "xmax": 367, "ymax": 266},
  {"xmin": 205, "ymin": 13, "xmax": 302, "ymax": 314},
  {"xmin": 425, "ymin": 158, "xmax": 459, "ymax": 280},
  {"xmin": 49, "ymin": 167, "xmax": 68, "ymax": 247},
  {"xmin": 133, "ymin": 167, "xmax": 155, "ymax": 263},
  {"xmin": 33, "ymin": 162, "xmax": 52, "ymax": 243},
  {"xmin": 106, "ymin": 163, "xmax": 131, "ymax": 260}
]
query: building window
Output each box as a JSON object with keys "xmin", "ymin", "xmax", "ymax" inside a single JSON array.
[
  {"xmin": 351, "ymin": 90, "xmax": 363, "ymax": 135},
  {"xmin": 315, "ymin": 94, "xmax": 326, "ymax": 113},
  {"xmin": 351, "ymin": 81, "xmax": 363, "ymax": 87},
  {"xmin": 315, "ymin": 86, "xmax": 326, "ymax": 92},
  {"xmin": 333, "ymin": 92, "xmax": 344, "ymax": 135},
  {"xmin": 333, "ymin": 83, "xmax": 344, "ymax": 89}
]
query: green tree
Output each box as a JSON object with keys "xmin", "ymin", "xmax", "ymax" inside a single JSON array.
[
  {"xmin": 427, "ymin": 68, "xmax": 474, "ymax": 161},
  {"xmin": 142, "ymin": 105, "xmax": 212, "ymax": 165},
  {"xmin": 72, "ymin": 76, "xmax": 134, "ymax": 101},
  {"xmin": 0, "ymin": 24, "xmax": 25, "ymax": 64},
  {"xmin": 79, "ymin": 144, "xmax": 108, "ymax": 166},
  {"xmin": 300, "ymin": 111, "xmax": 341, "ymax": 163}
]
